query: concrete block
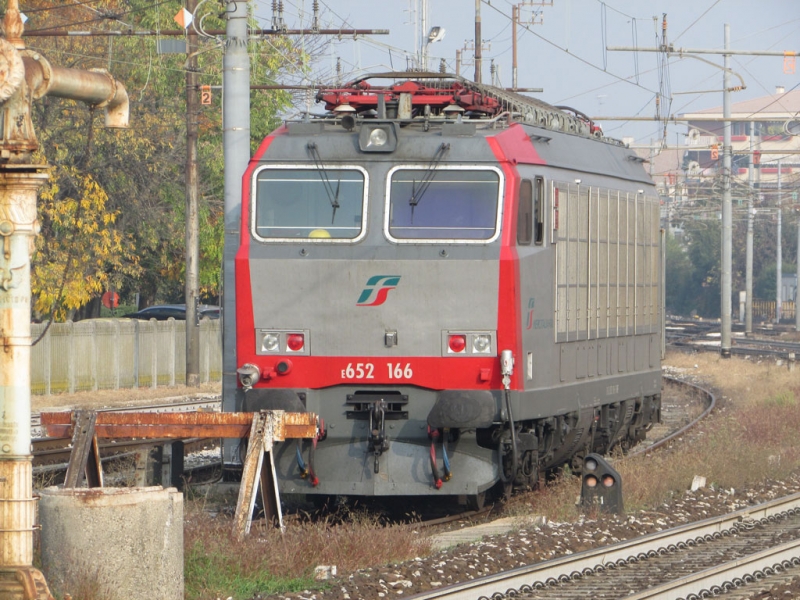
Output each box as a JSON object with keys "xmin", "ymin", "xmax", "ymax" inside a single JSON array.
[
  {"xmin": 38, "ymin": 486, "xmax": 183, "ymax": 600},
  {"xmin": 690, "ymin": 475, "xmax": 707, "ymax": 491}
]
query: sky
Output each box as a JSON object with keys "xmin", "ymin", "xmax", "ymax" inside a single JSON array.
[{"xmin": 251, "ymin": 0, "xmax": 800, "ymax": 148}]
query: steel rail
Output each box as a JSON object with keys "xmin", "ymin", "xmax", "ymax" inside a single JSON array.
[
  {"xmin": 407, "ymin": 491, "xmax": 800, "ymax": 600},
  {"xmin": 625, "ymin": 538, "xmax": 800, "ymax": 600},
  {"xmin": 628, "ymin": 376, "xmax": 715, "ymax": 457}
]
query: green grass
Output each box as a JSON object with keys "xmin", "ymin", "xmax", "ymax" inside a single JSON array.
[
  {"xmin": 185, "ymin": 542, "xmax": 319, "ymax": 599},
  {"xmin": 182, "ymin": 504, "xmax": 428, "ymax": 600}
]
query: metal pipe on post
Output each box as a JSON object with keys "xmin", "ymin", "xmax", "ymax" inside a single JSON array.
[
  {"xmin": 221, "ymin": 1, "xmax": 250, "ymax": 459},
  {"xmin": 185, "ymin": 0, "xmax": 200, "ymax": 387},
  {"xmin": 22, "ymin": 57, "xmax": 129, "ymax": 129},
  {"xmin": 0, "ymin": 2, "xmax": 128, "ymax": 596},
  {"xmin": 720, "ymin": 23, "xmax": 732, "ymax": 358},
  {"xmin": 0, "ymin": 168, "xmax": 50, "ymax": 599}
]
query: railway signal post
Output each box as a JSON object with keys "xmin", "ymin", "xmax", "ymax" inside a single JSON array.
[{"xmin": 0, "ymin": 2, "xmax": 129, "ymax": 597}]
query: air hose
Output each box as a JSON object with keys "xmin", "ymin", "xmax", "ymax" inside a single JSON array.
[
  {"xmin": 428, "ymin": 426, "xmax": 442, "ymax": 489},
  {"xmin": 442, "ymin": 433, "xmax": 452, "ymax": 482},
  {"xmin": 295, "ymin": 441, "xmax": 309, "ymax": 479}
]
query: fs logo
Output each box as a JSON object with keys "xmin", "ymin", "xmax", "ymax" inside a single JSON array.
[{"xmin": 357, "ymin": 275, "xmax": 400, "ymax": 306}]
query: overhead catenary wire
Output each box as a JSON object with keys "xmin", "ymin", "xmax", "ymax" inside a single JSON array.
[{"xmin": 480, "ymin": 0, "xmax": 660, "ymax": 96}]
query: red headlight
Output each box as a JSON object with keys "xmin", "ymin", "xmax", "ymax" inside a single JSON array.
[
  {"xmin": 448, "ymin": 334, "xmax": 466, "ymax": 353},
  {"xmin": 286, "ymin": 333, "xmax": 305, "ymax": 352}
]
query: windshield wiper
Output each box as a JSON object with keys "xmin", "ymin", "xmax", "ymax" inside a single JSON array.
[
  {"xmin": 409, "ymin": 143, "xmax": 450, "ymax": 222},
  {"xmin": 307, "ymin": 142, "xmax": 340, "ymax": 224}
]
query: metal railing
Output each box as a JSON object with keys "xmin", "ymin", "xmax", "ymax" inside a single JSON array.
[{"xmin": 30, "ymin": 319, "xmax": 222, "ymax": 395}]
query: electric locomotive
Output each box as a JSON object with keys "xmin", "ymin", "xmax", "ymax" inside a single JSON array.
[{"xmin": 230, "ymin": 73, "xmax": 662, "ymax": 507}]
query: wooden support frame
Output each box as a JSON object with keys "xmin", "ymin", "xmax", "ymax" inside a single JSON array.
[
  {"xmin": 42, "ymin": 409, "xmax": 318, "ymax": 535},
  {"xmin": 63, "ymin": 410, "xmax": 103, "ymax": 488},
  {"xmin": 233, "ymin": 411, "xmax": 285, "ymax": 539}
]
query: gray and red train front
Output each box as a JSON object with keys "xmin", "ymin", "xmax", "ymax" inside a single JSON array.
[{"xmin": 233, "ymin": 130, "xmax": 519, "ymax": 498}]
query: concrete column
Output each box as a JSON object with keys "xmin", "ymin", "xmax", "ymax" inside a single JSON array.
[
  {"xmin": 0, "ymin": 169, "xmax": 51, "ymax": 597},
  {"xmin": 38, "ymin": 487, "xmax": 183, "ymax": 600}
]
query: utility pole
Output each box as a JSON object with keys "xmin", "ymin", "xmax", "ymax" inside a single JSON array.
[
  {"xmin": 420, "ymin": 0, "xmax": 428, "ymax": 69},
  {"xmin": 721, "ymin": 23, "xmax": 732, "ymax": 357},
  {"xmin": 607, "ymin": 26, "xmax": 800, "ymax": 358},
  {"xmin": 221, "ymin": 0, "xmax": 250, "ymax": 458},
  {"xmin": 185, "ymin": 0, "xmax": 200, "ymax": 387},
  {"xmin": 512, "ymin": 5, "xmax": 518, "ymax": 90},
  {"xmin": 776, "ymin": 158, "xmax": 782, "ymax": 323},
  {"xmin": 796, "ymin": 212, "xmax": 800, "ymax": 331},
  {"xmin": 474, "ymin": 0, "xmax": 482, "ymax": 83},
  {"xmin": 746, "ymin": 121, "xmax": 755, "ymax": 334}
]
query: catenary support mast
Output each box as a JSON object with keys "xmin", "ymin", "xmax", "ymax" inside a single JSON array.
[{"xmin": 221, "ymin": 0, "xmax": 250, "ymax": 442}]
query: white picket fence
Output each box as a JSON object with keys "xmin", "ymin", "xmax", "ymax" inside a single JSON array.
[{"xmin": 30, "ymin": 318, "xmax": 223, "ymax": 395}]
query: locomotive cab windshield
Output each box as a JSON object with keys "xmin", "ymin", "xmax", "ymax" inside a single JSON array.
[
  {"xmin": 387, "ymin": 167, "xmax": 502, "ymax": 241},
  {"xmin": 252, "ymin": 165, "xmax": 367, "ymax": 241}
]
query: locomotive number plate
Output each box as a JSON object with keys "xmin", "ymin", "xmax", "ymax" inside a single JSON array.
[{"xmin": 340, "ymin": 362, "xmax": 414, "ymax": 380}]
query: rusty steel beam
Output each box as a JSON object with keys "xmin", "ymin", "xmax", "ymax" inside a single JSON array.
[
  {"xmin": 21, "ymin": 28, "xmax": 390, "ymax": 37},
  {"xmin": 40, "ymin": 411, "xmax": 318, "ymax": 440}
]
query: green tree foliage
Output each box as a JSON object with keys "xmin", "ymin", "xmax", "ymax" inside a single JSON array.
[
  {"xmin": 33, "ymin": 165, "xmax": 141, "ymax": 319},
  {"xmin": 667, "ymin": 214, "xmax": 799, "ymax": 319},
  {"xmin": 18, "ymin": 0, "xmax": 292, "ymax": 318},
  {"xmin": 664, "ymin": 231, "xmax": 695, "ymax": 317}
]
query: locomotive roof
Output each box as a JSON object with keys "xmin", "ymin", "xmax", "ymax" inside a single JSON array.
[
  {"xmin": 309, "ymin": 72, "xmax": 618, "ymax": 144},
  {"xmin": 266, "ymin": 72, "xmax": 653, "ymax": 186}
]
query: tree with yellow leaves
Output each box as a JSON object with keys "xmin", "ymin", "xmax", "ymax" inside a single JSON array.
[
  {"xmin": 32, "ymin": 165, "xmax": 141, "ymax": 320},
  {"xmin": 22, "ymin": 0, "xmax": 295, "ymax": 319}
]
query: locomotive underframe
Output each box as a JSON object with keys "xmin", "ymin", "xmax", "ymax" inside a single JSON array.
[{"xmin": 242, "ymin": 367, "xmax": 660, "ymax": 499}]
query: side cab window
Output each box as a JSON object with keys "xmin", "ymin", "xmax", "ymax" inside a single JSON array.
[
  {"xmin": 517, "ymin": 178, "xmax": 545, "ymax": 246},
  {"xmin": 533, "ymin": 177, "xmax": 544, "ymax": 245},
  {"xmin": 517, "ymin": 179, "xmax": 533, "ymax": 245}
]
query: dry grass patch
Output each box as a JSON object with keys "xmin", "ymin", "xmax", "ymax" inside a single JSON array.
[
  {"xmin": 665, "ymin": 351, "xmax": 798, "ymax": 408},
  {"xmin": 184, "ymin": 502, "xmax": 431, "ymax": 600},
  {"xmin": 509, "ymin": 352, "xmax": 800, "ymax": 521}
]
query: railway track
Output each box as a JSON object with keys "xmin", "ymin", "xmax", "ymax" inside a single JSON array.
[
  {"xmin": 628, "ymin": 376, "xmax": 715, "ymax": 457},
  {"xmin": 398, "ymin": 379, "xmax": 800, "ymax": 600},
  {"xmin": 666, "ymin": 319, "xmax": 800, "ymax": 361},
  {"xmin": 408, "ymin": 492, "xmax": 800, "ymax": 600},
  {"xmin": 32, "ymin": 396, "xmax": 221, "ymax": 471}
]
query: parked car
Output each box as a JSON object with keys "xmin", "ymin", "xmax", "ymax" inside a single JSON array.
[{"xmin": 122, "ymin": 304, "xmax": 220, "ymax": 321}]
